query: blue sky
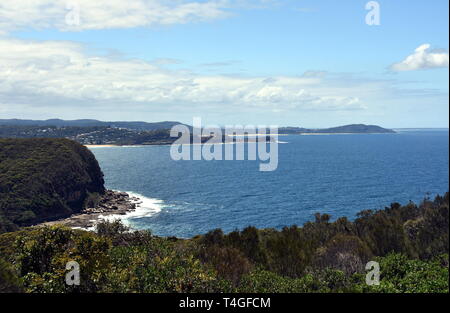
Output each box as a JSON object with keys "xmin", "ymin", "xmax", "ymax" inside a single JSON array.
[{"xmin": 0, "ymin": 0, "xmax": 448, "ymax": 127}]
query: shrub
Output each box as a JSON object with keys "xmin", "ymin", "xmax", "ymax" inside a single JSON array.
[{"xmin": 0, "ymin": 258, "xmax": 23, "ymax": 292}]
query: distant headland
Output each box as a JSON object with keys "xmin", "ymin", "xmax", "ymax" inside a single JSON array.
[
  {"xmin": 278, "ymin": 124, "xmax": 396, "ymax": 134},
  {"xmin": 0, "ymin": 119, "xmax": 395, "ymax": 146}
]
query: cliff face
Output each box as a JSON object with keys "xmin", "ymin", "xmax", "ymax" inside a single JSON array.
[{"xmin": 0, "ymin": 138, "xmax": 105, "ymax": 232}]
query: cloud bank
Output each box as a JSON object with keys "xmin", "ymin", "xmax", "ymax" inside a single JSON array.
[
  {"xmin": 0, "ymin": 0, "xmax": 239, "ymax": 33},
  {"xmin": 391, "ymin": 44, "xmax": 449, "ymax": 71},
  {"xmin": 0, "ymin": 38, "xmax": 371, "ymax": 116}
]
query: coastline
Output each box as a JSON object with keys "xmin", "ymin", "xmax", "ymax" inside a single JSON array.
[
  {"xmin": 82, "ymin": 132, "xmax": 395, "ymax": 148},
  {"xmin": 82, "ymin": 132, "xmax": 397, "ymax": 148},
  {"xmin": 84, "ymin": 144, "xmax": 119, "ymax": 148},
  {"xmin": 35, "ymin": 190, "xmax": 141, "ymax": 230}
]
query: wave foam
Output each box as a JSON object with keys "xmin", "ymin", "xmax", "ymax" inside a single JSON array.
[{"xmin": 98, "ymin": 191, "xmax": 163, "ymax": 227}]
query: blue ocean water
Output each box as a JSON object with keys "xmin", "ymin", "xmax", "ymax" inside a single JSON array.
[{"xmin": 90, "ymin": 130, "xmax": 449, "ymax": 238}]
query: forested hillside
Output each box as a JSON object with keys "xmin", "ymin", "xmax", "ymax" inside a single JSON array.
[
  {"xmin": 0, "ymin": 138, "xmax": 105, "ymax": 233},
  {"xmin": 0, "ymin": 194, "xmax": 447, "ymax": 293},
  {"xmin": 0, "ymin": 119, "xmax": 184, "ymax": 131}
]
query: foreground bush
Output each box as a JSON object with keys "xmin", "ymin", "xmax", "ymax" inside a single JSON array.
[{"xmin": 0, "ymin": 194, "xmax": 448, "ymax": 293}]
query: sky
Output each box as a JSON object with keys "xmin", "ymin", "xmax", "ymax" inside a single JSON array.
[{"xmin": 0, "ymin": 0, "xmax": 448, "ymax": 128}]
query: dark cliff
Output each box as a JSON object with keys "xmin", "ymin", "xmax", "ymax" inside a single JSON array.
[{"xmin": 0, "ymin": 138, "xmax": 105, "ymax": 233}]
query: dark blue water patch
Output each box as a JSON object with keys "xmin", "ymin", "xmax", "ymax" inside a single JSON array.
[{"xmin": 91, "ymin": 130, "xmax": 449, "ymax": 238}]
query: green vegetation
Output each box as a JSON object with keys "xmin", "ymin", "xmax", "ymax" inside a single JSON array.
[
  {"xmin": 0, "ymin": 195, "xmax": 447, "ymax": 293},
  {"xmin": 0, "ymin": 118, "xmax": 184, "ymax": 131},
  {"xmin": 0, "ymin": 125, "xmax": 178, "ymax": 146},
  {"xmin": 0, "ymin": 138, "xmax": 105, "ymax": 232},
  {"xmin": 0, "ymin": 137, "xmax": 446, "ymax": 293}
]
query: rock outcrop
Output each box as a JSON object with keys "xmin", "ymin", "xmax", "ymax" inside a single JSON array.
[{"xmin": 0, "ymin": 138, "xmax": 105, "ymax": 233}]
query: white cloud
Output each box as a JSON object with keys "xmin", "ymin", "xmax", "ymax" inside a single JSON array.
[
  {"xmin": 0, "ymin": 0, "xmax": 236, "ymax": 33},
  {"xmin": 0, "ymin": 38, "xmax": 370, "ymax": 115},
  {"xmin": 391, "ymin": 44, "xmax": 449, "ymax": 71}
]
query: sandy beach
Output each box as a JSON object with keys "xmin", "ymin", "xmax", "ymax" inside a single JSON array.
[{"xmin": 84, "ymin": 144, "xmax": 119, "ymax": 148}]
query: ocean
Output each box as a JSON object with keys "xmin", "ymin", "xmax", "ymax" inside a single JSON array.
[{"xmin": 90, "ymin": 129, "xmax": 449, "ymax": 238}]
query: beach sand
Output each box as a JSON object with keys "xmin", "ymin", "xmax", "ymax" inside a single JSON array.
[{"xmin": 84, "ymin": 144, "xmax": 118, "ymax": 148}]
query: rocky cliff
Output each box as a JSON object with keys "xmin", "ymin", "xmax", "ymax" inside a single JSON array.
[{"xmin": 0, "ymin": 138, "xmax": 105, "ymax": 233}]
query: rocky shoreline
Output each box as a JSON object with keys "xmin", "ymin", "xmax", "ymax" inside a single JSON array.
[{"xmin": 36, "ymin": 190, "xmax": 139, "ymax": 229}]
